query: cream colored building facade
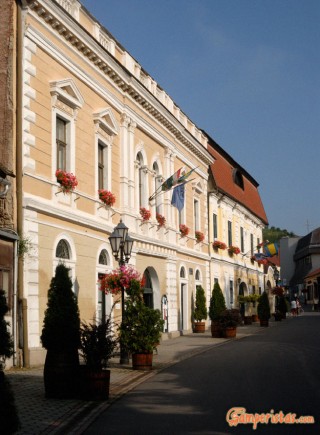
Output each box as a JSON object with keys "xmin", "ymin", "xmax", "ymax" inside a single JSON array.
[{"xmin": 17, "ymin": 0, "xmax": 213, "ymax": 366}]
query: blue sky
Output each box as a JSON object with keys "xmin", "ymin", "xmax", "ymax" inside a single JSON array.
[{"xmin": 81, "ymin": 0, "xmax": 320, "ymax": 236}]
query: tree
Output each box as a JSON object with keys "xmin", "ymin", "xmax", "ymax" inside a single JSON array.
[
  {"xmin": 209, "ymin": 282, "xmax": 226, "ymax": 321},
  {"xmin": 193, "ymin": 286, "xmax": 207, "ymax": 322},
  {"xmin": 41, "ymin": 264, "xmax": 80, "ymax": 398},
  {"xmin": 263, "ymin": 226, "xmax": 297, "ymax": 244}
]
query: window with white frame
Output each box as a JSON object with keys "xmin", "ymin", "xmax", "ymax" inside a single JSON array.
[
  {"xmin": 50, "ymin": 79, "xmax": 83, "ymax": 177},
  {"xmin": 230, "ymin": 281, "xmax": 234, "ymax": 306},
  {"xmin": 228, "ymin": 220, "xmax": 232, "ymax": 246},
  {"xmin": 194, "ymin": 199, "xmax": 200, "ymax": 232},
  {"xmin": 250, "ymin": 234, "xmax": 254, "ymax": 255},
  {"xmin": 136, "ymin": 152, "xmax": 147, "ymax": 208},
  {"xmin": 56, "ymin": 116, "xmax": 69, "ymax": 171},
  {"xmin": 54, "ymin": 237, "xmax": 76, "ymax": 291},
  {"xmin": 97, "ymin": 249, "xmax": 111, "ymax": 324},
  {"xmin": 240, "ymin": 227, "xmax": 244, "ymax": 253},
  {"xmin": 98, "ymin": 141, "xmax": 108, "ymax": 190},
  {"xmin": 153, "ymin": 162, "xmax": 162, "ymax": 215},
  {"xmin": 213, "ymin": 213, "xmax": 218, "ymax": 239}
]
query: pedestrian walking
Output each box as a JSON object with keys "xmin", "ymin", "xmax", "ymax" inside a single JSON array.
[{"xmin": 291, "ymin": 299, "xmax": 297, "ymax": 316}]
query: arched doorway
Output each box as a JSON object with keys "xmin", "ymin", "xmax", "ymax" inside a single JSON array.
[
  {"xmin": 142, "ymin": 267, "xmax": 160, "ymax": 310},
  {"xmin": 239, "ymin": 282, "xmax": 248, "ymax": 318}
]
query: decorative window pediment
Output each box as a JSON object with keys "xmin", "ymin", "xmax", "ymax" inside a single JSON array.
[
  {"xmin": 50, "ymin": 79, "xmax": 84, "ymax": 110},
  {"xmin": 93, "ymin": 108, "xmax": 118, "ymax": 136},
  {"xmin": 192, "ymin": 179, "xmax": 203, "ymax": 195}
]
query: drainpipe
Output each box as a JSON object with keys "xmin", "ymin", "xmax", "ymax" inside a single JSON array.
[{"xmin": 16, "ymin": 0, "xmax": 29, "ymax": 368}]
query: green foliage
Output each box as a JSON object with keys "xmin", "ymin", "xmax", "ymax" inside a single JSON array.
[
  {"xmin": 209, "ymin": 282, "xmax": 226, "ymax": 321},
  {"xmin": 79, "ymin": 317, "xmax": 118, "ymax": 370},
  {"xmin": 238, "ymin": 294, "xmax": 260, "ymax": 303},
  {"xmin": 257, "ymin": 292, "xmax": 271, "ymax": 321},
  {"xmin": 193, "ymin": 286, "xmax": 207, "ymax": 322},
  {"xmin": 41, "ymin": 264, "xmax": 80, "ymax": 351},
  {"xmin": 218, "ymin": 309, "xmax": 242, "ymax": 328},
  {"xmin": 0, "ymin": 372, "xmax": 20, "ymax": 433},
  {"xmin": 119, "ymin": 281, "xmax": 164, "ymax": 354},
  {"xmin": 278, "ymin": 296, "xmax": 288, "ymax": 314},
  {"xmin": 263, "ymin": 226, "xmax": 297, "ymax": 244},
  {"xmin": 0, "ymin": 290, "xmax": 14, "ymax": 370}
]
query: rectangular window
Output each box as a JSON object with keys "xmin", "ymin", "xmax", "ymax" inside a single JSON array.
[
  {"xmin": 230, "ymin": 281, "xmax": 234, "ymax": 306},
  {"xmin": 213, "ymin": 213, "xmax": 218, "ymax": 239},
  {"xmin": 98, "ymin": 143, "xmax": 105, "ymax": 190},
  {"xmin": 240, "ymin": 227, "xmax": 244, "ymax": 252},
  {"xmin": 56, "ymin": 117, "xmax": 67, "ymax": 171},
  {"xmin": 257, "ymin": 238, "xmax": 261, "ymax": 252},
  {"xmin": 194, "ymin": 199, "xmax": 199, "ymax": 231},
  {"xmin": 228, "ymin": 221, "xmax": 232, "ymax": 246},
  {"xmin": 250, "ymin": 234, "xmax": 254, "ymax": 255}
]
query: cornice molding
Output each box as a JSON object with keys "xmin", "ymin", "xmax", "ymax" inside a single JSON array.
[{"xmin": 24, "ymin": 0, "xmax": 213, "ymax": 166}]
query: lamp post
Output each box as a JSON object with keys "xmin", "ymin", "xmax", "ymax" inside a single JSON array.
[{"xmin": 108, "ymin": 220, "xmax": 134, "ymax": 364}]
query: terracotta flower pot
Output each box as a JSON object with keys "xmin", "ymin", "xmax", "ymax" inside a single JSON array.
[
  {"xmin": 223, "ymin": 327, "xmax": 237, "ymax": 338},
  {"xmin": 211, "ymin": 321, "xmax": 222, "ymax": 338},
  {"xmin": 194, "ymin": 321, "xmax": 206, "ymax": 333},
  {"xmin": 132, "ymin": 353, "xmax": 153, "ymax": 370}
]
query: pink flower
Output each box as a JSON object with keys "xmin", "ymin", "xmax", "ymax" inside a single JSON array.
[
  {"xmin": 179, "ymin": 224, "xmax": 189, "ymax": 237},
  {"xmin": 140, "ymin": 207, "xmax": 151, "ymax": 221}
]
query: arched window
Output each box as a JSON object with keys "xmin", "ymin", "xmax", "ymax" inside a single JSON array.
[
  {"xmin": 55, "ymin": 239, "xmax": 70, "ymax": 259},
  {"xmin": 180, "ymin": 267, "xmax": 186, "ymax": 278},
  {"xmin": 98, "ymin": 249, "xmax": 109, "ymax": 265},
  {"xmin": 195, "ymin": 269, "xmax": 201, "ymax": 281}
]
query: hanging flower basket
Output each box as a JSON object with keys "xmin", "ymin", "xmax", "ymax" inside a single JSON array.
[
  {"xmin": 98, "ymin": 190, "xmax": 116, "ymax": 207},
  {"xmin": 99, "ymin": 265, "xmax": 142, "ymax": 295},
  {"xmin": 195, "ymin": 231, "xmax": 205, "ymax": 243},
  {"xmin": 55, "ymin": 169, "xmax": 78, "ymax": 194},
  {"xmin": 179, "ymin": 224, "xmax": 189, "ymax": 238},
  {"xmin": 156, "ymin": 213, "xmax": 166, "ymax": 227},
  {"xmin": 228, "ymin": 246, "xmax": 241, "ymax": 255},
  {"xmin": 140, "ymin": 207, "xmax": 151, "ymax": 222},
  {"xmin": 212, "ymin": 241, "xmax": 227, "ymax": 250}
]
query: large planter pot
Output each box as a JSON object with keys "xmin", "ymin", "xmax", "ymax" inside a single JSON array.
[
  {"xmin": 43, "ymin": 349, "xmax": 79, "ymax": 399},
  {"xmin": 194, "ymin": 321, "xmax": 206, "ymax": 333},
  {"xmin": 132, "ymin": 353, "xmax": 153, "ymax": 370},
  {"xmin": 79, "ymin": 367, "xmax": 110, "ymax": 400},
  {"xmin": 211, "ymin": 321, "xmax": 222, "ymax": 338},
  {"xmin": 260, "ymin": 319, "xmax": 269, "ymax": 327},
  {"xmin": 222, "ymin": 327, "xmax": 237, "ymax": 338}
]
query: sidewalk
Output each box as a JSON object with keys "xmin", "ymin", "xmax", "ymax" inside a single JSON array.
[{"xmin": 5, "ymin": 317, "xmax": 295, "ymax": 434}]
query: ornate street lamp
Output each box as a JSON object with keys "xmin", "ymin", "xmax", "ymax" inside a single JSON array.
[
  {"xmin": 109, "ymin": 220, "xmax": 134, "ymax": 364},
  {"xmin": 273, "ymin": 267, "xmax": 280, "ymax": 286}
]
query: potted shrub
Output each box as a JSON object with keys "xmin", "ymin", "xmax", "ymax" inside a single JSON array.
[
  {"xmin": 41, "ymin": 264, "xmax": 81, "ymax": 398},
  {"xmin": 119, "ymin": 280, "xmax": 164, "ymax": 370},
  {"xmin": 0, "ymin": 289, "xmax": 20, "ymax": 433},
  {"xmin": 218, "ymin": 309, "xmax": 242, "ymax": 338},
  {"xmin": 79, "ymin": 316, "xmax": 118, "ymax": 400},
  {"xmin": 209, "ymin": 282, "xmax": 226, "ymax": 337},
  {"xmin": 193, "ymin": 286, "xmax": 207, "ymax": 333},
  {"xmin": 278, "ymin": 295, "xmax": 288, "ymax": 319},
  {"xmin": 257, "ymin": 291, "xmax": 271, "ymax": 327}
]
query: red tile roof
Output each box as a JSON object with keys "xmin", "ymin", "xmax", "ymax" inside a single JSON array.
[{"xmin": 207, "ymin": 139, "xmax": 268, "ymax": 225}]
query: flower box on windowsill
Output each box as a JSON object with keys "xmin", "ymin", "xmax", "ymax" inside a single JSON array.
[
  {"xmin": 179, "ymin": 224, "xmax": 189, "ymax": 238},
  {"xmin": 98, "ymin": 190, "xmax": 116, "ymax": 207},
  {"xmin": 156, "ymin": 213, "xmax": 166, "ymax": 228},
  {"xmin": 228, "ymin": 246, "xmax": 241, "ymax": 255},
  {"xmin": 140, "ymin": 207, "xmax": 151, "ymax": 222},
  {"xmin": 212, "ymin": 241, "xmax": 227, "ymax": 250},
  {"xmin": 56, "ymin": 169, "xmax": 78, "ymax": 194},
  {"xmin": 195, "ymin": 231, "xmax": 205, "ymax": 243}
]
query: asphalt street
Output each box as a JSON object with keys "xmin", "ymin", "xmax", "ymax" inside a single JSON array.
[{"xmin": 84, "ymin": 314, "xmax": 320, "ymax": 435}]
